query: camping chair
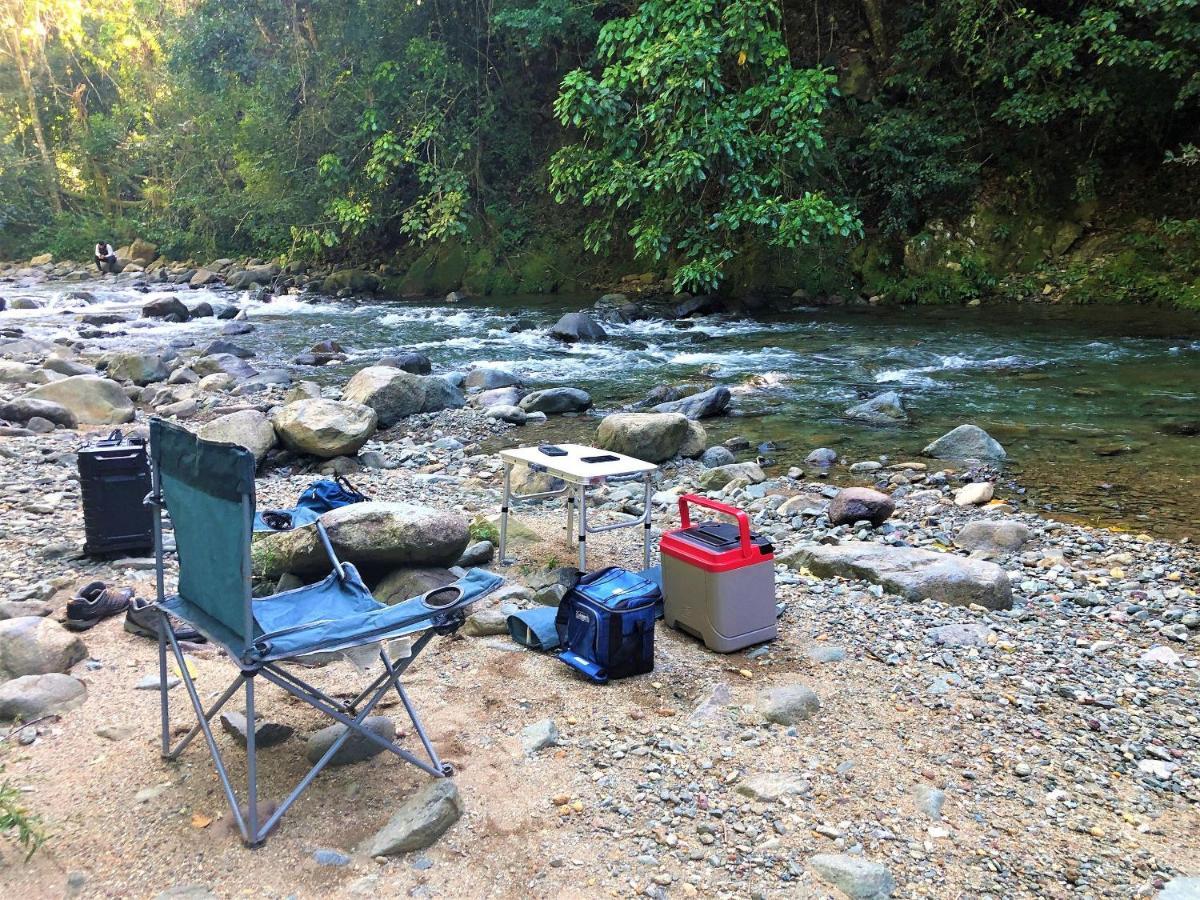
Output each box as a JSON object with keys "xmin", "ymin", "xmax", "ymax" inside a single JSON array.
[{"xmin": 145, "ymin": 418, "xmax": 502, "ymax": 846}]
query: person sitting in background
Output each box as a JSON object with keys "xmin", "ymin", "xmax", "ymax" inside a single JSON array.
[{"xmin": 94, "ymin": 240, "xmax": 118, "ymax": 273}]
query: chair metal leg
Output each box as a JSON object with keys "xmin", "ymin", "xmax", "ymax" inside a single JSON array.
[
  {"xmin": 245, "ymin": 675, "xmax": 260, "ymax": 848},
  {"xmin": 158, "ymin": 612, "xmax": 170, "ymax": 758},
  {"xmin": 381, "ymin": 647, "xmax": 449, "ymax": 774}
]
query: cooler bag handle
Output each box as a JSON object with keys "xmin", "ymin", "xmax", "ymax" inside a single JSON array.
[{"xmin": 677, "ymin": 493, "xmax": 754, "ymax": 560}]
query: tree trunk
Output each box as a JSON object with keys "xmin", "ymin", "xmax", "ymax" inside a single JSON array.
[
  {"xmin": 2, "ymin": 24, "xmax": 62, "ymax": 214},
  {"xmin": 861, "ymin": 0, "xmax": 887, "ymax": 58}
]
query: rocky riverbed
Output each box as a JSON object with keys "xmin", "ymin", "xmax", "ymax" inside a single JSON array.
[{"xmin": 0, "ymin": 255, "xmax": 1197, "ymax": 899}]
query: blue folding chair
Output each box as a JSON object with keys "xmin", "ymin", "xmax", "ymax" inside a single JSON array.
[{"xmin": 145, "ymin": 418, "xmax": 502, "ymax": 846}]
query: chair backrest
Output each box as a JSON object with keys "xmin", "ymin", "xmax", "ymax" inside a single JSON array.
[{"xmin": 150, "ymin": 418, "xmax": 256, "ymax": 641}]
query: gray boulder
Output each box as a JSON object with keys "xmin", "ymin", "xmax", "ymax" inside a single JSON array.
[
  {"xmin": 0, "ymin": 673, "xmax": 87, "ymax": 719},
  {"xmin": 43, "ymin": 356, "xmax": 94, "ymax": 377},
  {"xmin": 954, "ymin": 520, "xmax": 1032, "ymax": 554},
  {"xmin": 0, "ymin": 398, "xmax": 77, "ymax": 429},
  {"xmin": 376, "ymin": 352, "xmax": 431, "ymax": 375},
  {"xmin": 1159, "ymin": 878, "xmax": 1200, "ymax": 900},
  {"xmin": 844, "ymin": 390, "xmax": 907, "ymax": 425},
  {"xmin": 809, "ymin": 853, "xmax": 895, "ymax": 899},
  {"xmin": 701, "ymin": 446, "xmax": 736, "ymax": 468},
  {"xmin": 757, "ymin": 683, "xmax": 820, "ymax": 725},
  {"xmin": 342, "ymin": 366, "xmax": 427, "ymax": 426},
  {"xmin": 697, "ymin": 462, "xmax": 765, "ymax": 491},
  {"xmin": 192, "ymin": 353, "xmax": 258, "ymax": 380},
  {"xmin": 366, "ymin": 780, "xmax": 463, "ymax": 856},
  {"xmin": 596, "ymin": 412, "xmax": 690, "ymax": 463},
  {"xmin": 0, "ymin": 617, "xmax": 87, "ymax": 682},
  {"xmin": 189, "ymin": 268, "xmax": 220, "ymax": 287},
  {"xmin": 805, "ymin": 447, "xmax": 837, "ymax": 467},
  {"xmin": 198, "ymin": 410, "xmax": 277, "ymax": 464},
  {"xmin": 827, "ymin": 487, "xmax": 895, "ymax": 526},
  {"xmin": 923, "ymin": 423, "xmax": 1006, "ymax": 460},
  {"xmin": 0, "ymin": 360, "xmax": 46, "ymax": 384},
  {"xmin": 200, "ymin": 339, "xmax": 254, "ymax": 359},
  {"xmin": 25, "ymin": 375, "xmax": 134, "ymax": 425},
  {"xmin": 464, "ymin": 367, "xmax": 521, "ymax": 391},
  {"xmin": 420, "ymin": 375, "xmax": 466, "ymax": 413},
  {"xmin": 252, "ymin": 502, "xmax": 469, "ymax": 577},
  {"xmin": 519, "ymin": 387, "xmax": 592, "ymax": 415},
  {"xmin": 549, "ymin": 312, "xmax": 607, "ymax": 343},
  {"xmin": 271, "ymin": 399, "xmax": 377, "ymax": 458},
  {"xmin": 782, "ymin": 541, "xmax": 1012, "ymax": 610},
  {"xmin": 106, "ymin": 351, "xmax": 169, "ymax": 386},
  {"xmin": 680, "ymin": 420, "xmax": 707, "ymax": 458},
  {"xmin": 226, "ymin": 263, "xmax": 280, "ymax": 290},
  {"xmin": 485, "ymin": 405, "xmax": 528, "ymax": 425},
  {"xmin": 652, "ymin": 385, "xmax": 731, "ymax": 420},
  {"xmin": 141, "ymin": 297, "xmax": 190, "ymax": 321},
  {"xmin": 305, "ymin": 716, "xmax": 394, "ymax": 765},
  {"xmin": 474, "ymin": 386, "xmax": 523, "ymax": 408}
]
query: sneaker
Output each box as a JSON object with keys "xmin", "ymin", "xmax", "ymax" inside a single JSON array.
[
  {"xmin": 124, "ymin": 597, "xmax": 205, "ymax": 643},
  {"xmin": 65, "ymin": 582, "xmax": 133, "ymax": 630}
]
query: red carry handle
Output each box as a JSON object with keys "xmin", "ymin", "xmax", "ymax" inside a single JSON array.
[{"xmin": 677, "ymin": 493, "xmax": 754, "ymax": 559}]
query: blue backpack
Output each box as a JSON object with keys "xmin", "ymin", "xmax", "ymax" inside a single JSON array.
[{"xmin": 555, "ymin": 567, "xmax": 659, "ymax": 683}]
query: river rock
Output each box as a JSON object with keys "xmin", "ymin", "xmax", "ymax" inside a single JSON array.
[
  {"xmin": 189, "ymin": 269, "xmax": 219, "ymax": 287},
  {"xmin": 365, "ymin": 780, "xmax": 463, "ymax": 856},
  {"xmin": 519, "ymin": 387, "xmax": 592, "ymax": 414},
  {"xmin": 701, "ymin": 446, "xmax": 736, "ymax": 468},
  {"xmin": 844, "ymin": 391, "xmax": 907, "ymax": 425},
  {"xmin": 597, "ymin": 412, "xmax": 690, "ymax": 463},
  {"xmin": 550, "ymin": 312, "xmax": 607, "ymax": 343},
  {"xmin": 0, "ymin": 673, "xmax": 87, "ymax": 719},
  {"xmin": 697, "ymin": 462, "xmax": 766, "ymax": 490},
  {"xmin": 0, "ymin": 360, "xmax": 45, "ymax": 384},
  {"xmin": 680, "ymin": 420, "xmax": 707, "ymax": 458},
  {"xmin": 271, "ymin": 399, "xmax": 377, "ymax": 458},
  {"xmin": 465, "ymin": 367, "xmax": 521, "ymax": 391},
  {"xmin": 782, "ymin": 542, "xmax": 1012, "ymax": 610},
  {"xmin": 106, "ymin": 351, "xmax": 169, "ymax": 386},
  {"xmin": 420, "ymin": 375, "xmax": 466, "ymax": 413},
  {"xmin": 809, "ymin": 853, "xmax": 895, "ymax": 899},
  {"xmin": 377, "ymin": 352, "xmax": 432, "ymax": 375},
  {"xmin": 0, "ymin": 398, "xmax": 77, "ymax": 429},
  {"xmin": 474, "ymin": 386, "xmax": 523, "ymax": 408},
  {"xmin": 226, "ymin": 263, "xmax": 279, "ymax": 290},
  {"xmin": 25, "ymin": 375, "xmax": 134, "ymax": 424},
  {"xmin": 954, "ymin": 520, "xmax": 1031, "ymax": 554},
  {"xmin": 954, "ymin": 482, "xmax": 994, "ymax": 506},
  {"xmin": 322, "ymin": 269, "xmax": 378, "ymax": 294},
  {"xmin": 652, "ymin": 385, "xmax": 731, "ymax": 419},
  {"xmin": 43, "ymin": 356, "xmax": 94, "ymax": 377},
  {"xmin": 485, "ymin": 405, "xmax": 527, "ymax": 425},
  {"xmin": 757, "ymin": 683, "xmax": 821, "ymax": 725},
  {"xmin": 522, "ymin": 718, "xmax": 559, "ymax": 753},
  {"xmin": 0, "ymin": 617, "xmax": 87, "ymax": 682},
  {"xmin": 252, "ymin": 502, "xmax": 468, "ymax": 577},
  {"xmin": 193, "ymin": 353, "xmax": 258, "ymax": 380},
  {"xmin": 198, "ymin": 410, "xmax": 277, "ymax": 463},
  {"xmin": 923, "ymin": 423, "xmax": 1006, "ymax": 460},
  {"xmin": 342, "ymin": 366, "xmax": 427, "ymax": 426},
  {"xmin": 827, "ymin": 487, "xmax": 895, "ymax": 526},
  {"xmin": 141, "ymin": 297, "xmax": 190, "ymax": 321},
  {"xmin": 805, "ymin": 447, "xmax": 838, "ymax": 467},
  {"xmin": 304, "ymin": 715, "xmax": 394, "ymax": 765},
  {"xmin": 200, "ymin": 339, "xmax": 253, "ymax": 359},
  {"xmin": 735, "ymin": 774, "xmax": 811, "ymax": 802}
]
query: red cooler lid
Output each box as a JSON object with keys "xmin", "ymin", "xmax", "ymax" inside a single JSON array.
[{"xmin": 660, "ymin": 494, "xmax": 774, "ymax": 573}]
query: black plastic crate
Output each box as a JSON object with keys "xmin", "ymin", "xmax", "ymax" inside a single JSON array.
[{"xmin": 78, "ymin": 430, "xmax": 153, "ymax": 557}]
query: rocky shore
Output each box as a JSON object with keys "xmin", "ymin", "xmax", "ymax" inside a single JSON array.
[{"xmin": 0, "ymin": 255, "xmax": 1197, "ymax": 899}]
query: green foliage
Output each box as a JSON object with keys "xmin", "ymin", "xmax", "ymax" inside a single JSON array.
[
  {"xmin": 469, "ymin": 519, "xmax": 500, "ymax": 545},
  {"xmin": 0, "ymin": 773, "xmax": 48, "ymax": 860},
  {"xmin": 1065, "ymin": 219, "xmax": 1200, "ymax": 310},
  {"xmin": 549, "ymin": 0, "xmax": 860, "ymax": 293}
]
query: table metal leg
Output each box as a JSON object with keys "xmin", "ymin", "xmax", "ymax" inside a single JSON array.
[
  {"xmin": 577, "ymin": 483, "xmax": 587, "ymax": 572},
  {"xmin": 499, "ymin": 463, "xmax": 512, "ymax": 566},
  {"xmin": 642, "ymin": 473, "xmax": 653, "ymax": 571}
]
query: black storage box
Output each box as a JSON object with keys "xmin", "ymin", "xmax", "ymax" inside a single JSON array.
[{"xmin": 78, "ymin": 430, "xmax": 153, "ymax": 557}]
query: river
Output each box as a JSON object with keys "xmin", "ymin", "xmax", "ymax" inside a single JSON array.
[{"xmin": 5, "ymin": 280, "xmax": 1200, "ymax": 537}]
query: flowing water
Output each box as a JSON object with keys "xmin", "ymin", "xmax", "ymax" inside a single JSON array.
[{"xmin": 6, "ymin": 281, "xmax": 1200, "ymax": 537}]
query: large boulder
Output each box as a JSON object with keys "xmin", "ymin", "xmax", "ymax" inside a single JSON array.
[
  {"xmin": 420, "ymin": 375, "xmax": 466, "ymax": 413},
  {"xmin": 189, "ymin": 268, "xmax": 220, "ymax": 288},
  {"xmin": 844, "ymin": 391, "xmax": 908, "ymax": 425},
  {"xmin": 128, "ymin": 238, "xmax": 158, "ymax": 265},
  {"xmin": 198, "ymin": 410, "xmax": 277, "ymax": 464},
  {"xmin": 550, "ymin": 312, "xmax": 607, "ymax": 343},
  {"xmin": 342, "ymin": 366, "xmax": 427, "ymax": 426},
  {"xmin": 226, "ymin": 263, "xmax": 280, "ymax": 290},
  {"xmin": 0, "ymin": 617, "xmax": 87, "ymax": 682},
  {"xmin": 652, "ymin": 385, "xmax": 731, "ymax": 420},
  {"xmin": 923, "ymin": 423, "xmax": 1006, "ymax": 460},
  {"xmin": 252, "ymin": 502, "xmax": 469, "ymax": 577},
  {"xmin": 25, "ymin": 375, "xmax": 134, "ymax": 425},
  {"xmin": 322, "ymin": 269, "xmax": 379, "ymax": 294},
  {"xmin": 271, "ymin": 399, "xmax": 377, "ymax": 458},
  {"xmin": 679, "ymin": 420, "xmax": 707, "ymax": 458},
  {"xmin": 827, "ymin": 487, "xmax": 895, "ymax": 526},
  {"xmin": 518, "ymin": 388, "xmax": 592, "ymax": 415},
  {"xmin": 954, "ymin": 520, "xmax": 1032, "ymax": 554},
  {"xmin": 141, "ymin": 297, "xmax": 190, "ymax": 321},
  {"xmin": 782, "ymin": 541, "xmax": 1012, "ymax": 610},
  {"xmin": 366, "ymin": 780, "xmax": 463, "ymax": 856},
  {"xmin": 596, "ymin": 412, "xmax": 689, "ymax": 463},
  {"xmin": 0, "ymin": 673, "xmax": 86, "ymax": 719},
  {"xmin": 0, "ymin": 398, "xmax": 77, "ymax": 429},
  {"xmin": 105, "ymin": 351, "xmax": 169, "ymax": 386}
]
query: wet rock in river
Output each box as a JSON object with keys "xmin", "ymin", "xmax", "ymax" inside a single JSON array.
[
  {"xmin": 923, "ymin": 423, "xmax": 1006, "ymax": 460},
  {"xmin": 141, "ymin": 296, "xmax": 190, "ymax": 321},
  {"xmin": 519, "ymin": 387, "xmax": 592, "ymax": 415},
  {"xmin": 465, "ymin": 367, "xmax": 522, "ymax": 391},
  {"xmin": 844, "ymin": 390, "xmax": 908, "ymax": 425},
  {"xmin": 805, "ymin": 447, "xmax": 837, "ymax": 467},
  {"xmin": 652, "ymin": 385, "xmax": 731, "ymax": 420},
  {"xmin": 377, "ymin": 351, "xmax": 432, "ymax": 375},
  {"xmin": 549, "ymin": 311, "xmax": 607, "ymax": 343}
]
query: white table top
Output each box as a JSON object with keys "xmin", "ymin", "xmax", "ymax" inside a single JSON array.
[{"xmin": 500, "ymin": 443, "xmax": 658, "ymax": 483}]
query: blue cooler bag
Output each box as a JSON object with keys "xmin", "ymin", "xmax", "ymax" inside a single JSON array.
[{"xmin": 555, "ymin": 567, "xmax": 660, "ymax": 683}]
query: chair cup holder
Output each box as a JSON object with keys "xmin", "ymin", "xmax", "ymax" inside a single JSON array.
[{"xmin": 421, "ymin": 586, "xmax": 463, "ymax": 609}]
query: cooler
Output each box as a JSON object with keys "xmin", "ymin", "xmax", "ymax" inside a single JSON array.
[
  {"xmin": 659, "ymin": 494, "xmax": 776, "ymax": 653},
  {"xmin": 78, "ymin": 429, "xmax": 154, "ymax": 557}
]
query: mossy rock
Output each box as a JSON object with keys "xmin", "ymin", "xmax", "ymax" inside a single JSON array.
[{"xmin": 516, "ymin": 250, "xmax": 558, "ymax": 293}]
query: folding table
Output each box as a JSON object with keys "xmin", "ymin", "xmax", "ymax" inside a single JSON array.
[{"xmin": 498, "ymin": 444, "xmax": 658, "ymax": 571}]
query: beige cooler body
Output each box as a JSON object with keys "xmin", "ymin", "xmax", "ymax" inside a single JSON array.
[{"xmin": 661, "ymin": 553, "xmax": 778, "ymax": 653}]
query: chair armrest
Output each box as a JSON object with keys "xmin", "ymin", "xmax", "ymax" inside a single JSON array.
[{"xmin": 315, "ymin": 522, "xmax": 346, "ymax": 580}]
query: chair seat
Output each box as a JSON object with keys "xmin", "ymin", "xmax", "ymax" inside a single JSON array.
[{"xmin": 161, "ymin": 567, "xmax": 503, "ymax": 664}]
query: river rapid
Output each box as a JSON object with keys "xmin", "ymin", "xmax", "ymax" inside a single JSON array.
[{"xmin": 5, "ymin": 280, "xmax": 1200, "ymax": 537}]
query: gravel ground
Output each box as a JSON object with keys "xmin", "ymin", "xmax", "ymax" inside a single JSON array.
[{"xmin": 0, "ymin": 406, "xmax": 1197, "ymax": 899}]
